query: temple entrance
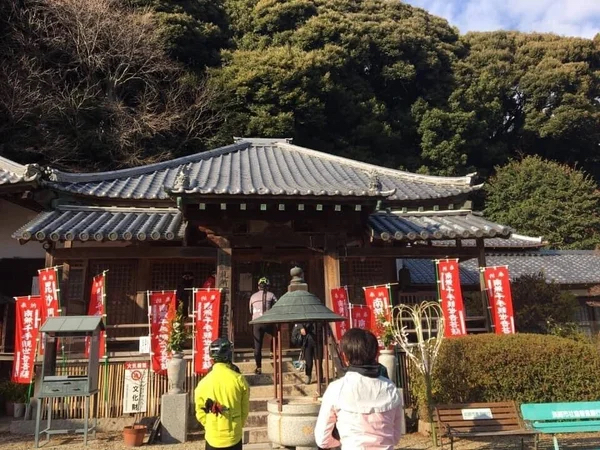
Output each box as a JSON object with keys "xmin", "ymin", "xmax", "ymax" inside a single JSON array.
[{"xmin": 232, "ymin": 258, "xmax": 308, "ymax": 348}]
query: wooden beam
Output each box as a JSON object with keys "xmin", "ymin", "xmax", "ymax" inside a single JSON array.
[
  {"xmin": 323, "ymin": 252, "xmax": 341, "ymax": 310},
  {"xmin": 216, "ymin": 245, "xmax": 233, "ymax": 343},
  {"xmin": 340, "ymin": 246, "xmax": 480, "ymax": 259},
  {"xmin": 52, "ymin": 246, "xmax": 217, "ymax": 260},
  {"xmin": 476, "ymin": 238, "xmax": 492, "ymax": 332}
]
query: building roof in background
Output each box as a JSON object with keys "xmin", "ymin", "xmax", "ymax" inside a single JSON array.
[
  {"xmin": 43, "ymin": 138, "xmax": 479, "ymax": 201},
  {"xmin": 368, "ymin": 210, "xmax": 513, "ymax": 241},
  {"xmin": 402, "ymin": 250, "xmax": 600, "ymax": 286},
  {"xmin": 12, "ymin": 205, "xmax": 184, "ymax": 242},
  {"xmin": 0, "ymin": 156, "xmax": 42, "ymax": 186}
]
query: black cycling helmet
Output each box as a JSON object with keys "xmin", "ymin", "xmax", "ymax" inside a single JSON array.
[{"xmin": 209, "ymin": 338, "xmax": 233, "ymax": 363}]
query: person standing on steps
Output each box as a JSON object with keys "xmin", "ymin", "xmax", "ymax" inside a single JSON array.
[
  {"xmin": 299, "ymin": 323, "xmax": 323, "ymax": 385},
  {"xmin": 195, "ymin": 338, "xmax": 249, "ymax": 450},
  {"xmin": 249, "ymin": 277, "xmax": 277, "ymax": 375}
]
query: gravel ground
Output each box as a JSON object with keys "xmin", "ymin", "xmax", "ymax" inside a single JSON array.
[{"xmin": 2, "ymin": 431, "xmax": 600, "ymax": 450}]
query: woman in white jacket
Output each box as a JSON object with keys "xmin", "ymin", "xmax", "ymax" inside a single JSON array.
[{"xmin": 314, "ymin": 328, "xmax": 404, "ymax": 450}]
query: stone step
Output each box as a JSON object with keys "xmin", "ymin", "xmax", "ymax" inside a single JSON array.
[
  {"xmin": 244, "ymin": 426, "xmax": 269, "ymax": 444},
  {"xmin": 245, "ymin": 371, "xmax": 306, "ymax": 386},
  {"xmin": 236, "ymin": 360, "xmax": 297, "ymax": 374},
  {"xmin": 249, "ymin": 397, "xmax": 270, "ymax": 412},
  {"xmin": 248, "ymin": 382, "xmax": 321, "ymax": 398},
  {"xmin": 246, "ymin": 411, "xmax": 268, "ymax": 428}
]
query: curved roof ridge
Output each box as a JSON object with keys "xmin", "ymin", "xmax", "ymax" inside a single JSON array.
[
  {"xmin": 47, "ymin": 141, "xmax": 250, "ymax": 183},
  {"xmin": 0, "ymin": 155, "xmax": 27, "ymax": 174},
  {"xmin": 278, "ymin": 142, "xmax": 476, "ymax": 186}
]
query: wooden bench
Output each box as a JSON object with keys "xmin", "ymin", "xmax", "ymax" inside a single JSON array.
[
  {"xmin": 435, "ymin": 401, "xmax": 539, "ymax": 450},
  {"xmin": 521, "ymin": 401, "xmax": 600, "ymax": 450}
]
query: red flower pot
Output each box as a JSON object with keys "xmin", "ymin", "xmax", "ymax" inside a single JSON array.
[{"xmin": 123, "ymin": 425, "xmax": 146, "ymax": 447}]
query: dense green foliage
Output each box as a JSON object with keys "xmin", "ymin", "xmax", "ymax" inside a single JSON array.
[
  {"xmin": 410, "ymin": 334, "xmax": 600, "ymax": 416},
  {"xmin": 1, "ymin": 0, "xmax": 599, "ymax": 199},
  {"xmin": 511, "ymin": 272, "xmax": 579, "ymax": 333},
  {"xmin": 484, "ymin": 156, "xmax": 600, "ymax": 249}
]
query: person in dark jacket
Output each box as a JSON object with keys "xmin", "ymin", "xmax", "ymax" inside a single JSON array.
[{"xmin": 300, "ymin": 323, "xmax": 323, "ymax": 385}]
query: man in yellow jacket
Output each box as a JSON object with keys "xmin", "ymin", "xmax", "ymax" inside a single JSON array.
[{"xmin": 195, "ymin": 338, "xmax": 249, "ymax": 450}]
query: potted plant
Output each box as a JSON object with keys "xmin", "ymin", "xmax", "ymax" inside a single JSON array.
[
  {"xmin": 3, "ymin": 381, "xmax": 29, "ymax": 418},
  {"xmin": 376, "ymin": 313, "xmax": 397, "ymax": 384},
  {"xmin": 166, "ymin": 303, "xmax": 189, "ymax": 394}
]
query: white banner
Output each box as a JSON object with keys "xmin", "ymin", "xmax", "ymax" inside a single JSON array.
[{"xmin": 123, "ymin": 362, "xmax": 149, "ymax": 414}]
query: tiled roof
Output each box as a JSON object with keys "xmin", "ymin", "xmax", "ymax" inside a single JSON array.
[
  {"xmin": 368, "ymin": 210, "xmax": 512, "ymax": 241},
  {"xmin": 13, "ymin": 206, "xmax": 183, "ymax": 242},
  {"xmin": 44, "ymin": 138, "xmax": 478, "ymax": 201},
  {"xmin": 428, "ymin": 234, "xmax": 545, "ymax": 249},
  {"xmin": 401, "ymin": 250, "xmax": 600, "ymax": 286},
  {"xmin": 0, "ymin": 156, "xmax": 42, "ymax": 186}
]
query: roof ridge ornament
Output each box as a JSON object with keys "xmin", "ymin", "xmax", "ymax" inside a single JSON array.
[{"xmin": 172, "ymin": 164, "xmax": 191, "ymax": 192}]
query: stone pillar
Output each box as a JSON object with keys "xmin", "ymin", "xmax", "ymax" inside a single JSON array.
[{"xmin": 160, "ymin": 393, "xmax": 189, "ymax": 443}]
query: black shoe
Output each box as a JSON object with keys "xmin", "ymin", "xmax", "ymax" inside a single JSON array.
[
  {"xmin": 306, "ymin": 376, "xmax": 311, "ymax": 384},
  {"xmin": 255, "ymin": 367, "xmax": 262, "ymax": 375}
]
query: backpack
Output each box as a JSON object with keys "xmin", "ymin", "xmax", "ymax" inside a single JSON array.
[{"xmin": 291, "ymin": 323, "xmax": 304, "ymax": 347}]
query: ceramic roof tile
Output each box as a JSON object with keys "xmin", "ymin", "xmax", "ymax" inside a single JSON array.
[
  {"xmin": 13, "ymin": 206, "xmax": 183, "ymax": 242},
  {"xmin": 44, "ymin": 139, "xmax": 478, "ymax": 201},
  {"xmin": 368, "ymin": 210, "xmax": 512, "ymax": 241},
  {"xmin": 0, "ymin": 156, "xmax": 42, "ymax": 186}
]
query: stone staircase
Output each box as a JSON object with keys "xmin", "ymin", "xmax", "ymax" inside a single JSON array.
[{"xmin": 234, "ymin": 350, "xmax": 321, "ymax": 445}]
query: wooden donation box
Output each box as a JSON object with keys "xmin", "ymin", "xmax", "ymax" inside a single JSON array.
[{"xmin": 34, "ymin": 316, "xmax": 105, "ymax": 448}]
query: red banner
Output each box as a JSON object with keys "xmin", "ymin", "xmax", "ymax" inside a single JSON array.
[
  {"xmin": 39, "ymin": 267, "xmax": 60, "ymax": 321},
  {"xmin": 350, "ymin": 304, "xmax": 371, "ymax": 330},
  {"xmin": 12, "ymin": 296, "xmax": 43, "ymax": 384},
  {"xmin": 436, "ymin": 259, "xmax": 467, "ymax": 337},
  {"xmin": 331, "ymin": 287, "xmax": 350, "ymax": 340},
  {"xmin": 363, "ymin": 286, "xmax": 391, "ymax": 331},
  {"xmin": 194, "ymin": 289, "xmax": 222, "ymax": 374},
  {"xmin": 148, "ymin": 291, "xmax": 177, "ymax": 374},
  {"xmin": 86, "ymin": 273, "xmax": 106, "ymax": 359},
  {"xmin": 483, "ymin": 266, "xmax": 516, "ymax": 334}
]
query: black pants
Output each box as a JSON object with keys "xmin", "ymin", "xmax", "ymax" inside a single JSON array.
[
  {"xmin": 206, "ymin": 439, "xmax": 242, "ymax": 450},
  {"xmin": 303, "ymin": 342, "xmax": 323, "ymax": 378},
  {"xmin": 253, "ymin": 324, "xmax": 274, "ymax": 368}
]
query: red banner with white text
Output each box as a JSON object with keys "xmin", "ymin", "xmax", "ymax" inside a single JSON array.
[
  {"xmin": 483, "ymin": 266, "xmax": 516, "ymax": 334},
  {"xmin": 85, "ymin": 273, "xmax": 106, "ymax": 359},
  {"xmin": 330, "ymin": 287, "xmax": 350, "ymax": 340},
  {"xmin": 194, "ymin": 289, "xmax": 222, "ymax": 374},
  {"xmin": 363, "ymin": 286, "xmax": 391, "ymax": 332},
  {"xmin": 39, "ymin": 267, "xmax": 60, "ymax": 321},
  {"xmin": 148, "ymin": 291, "xmax": 177, "ymax": 374},
  {"xmin": 350, "ymin": 304, "xmax": 371, "ymax": 330},
  {"xmin": 436, "ymin": 259, "xmax": 467, "ymax": 338},
  {"xmin": 12, "ymin": 296, "xmax": 43, "ymax": 384}
]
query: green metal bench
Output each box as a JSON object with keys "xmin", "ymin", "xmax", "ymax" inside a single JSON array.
[{"xmin": 521, "ymin": 401, "xmax": 600, "ymax": 450}]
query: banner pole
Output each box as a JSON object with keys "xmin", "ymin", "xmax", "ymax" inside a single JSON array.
[
  {"xmin": 479, "ymin": 267, "xmax": 494, "ymax": 333},
  {"xmin": 192, "ymin": 288, "xmax": 197, "ymax": 377}
]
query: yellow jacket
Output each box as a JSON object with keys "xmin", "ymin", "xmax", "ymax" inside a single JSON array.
[{"xmin": 194, "ymin": 362, "xmax": 250, "ymax": 447}]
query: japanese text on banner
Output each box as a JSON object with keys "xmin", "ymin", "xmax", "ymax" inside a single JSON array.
[
  {"xmin": 12, "ymin": 296, "xmax": 42, "ymax": 384},
  {"xmin": 39, "ymin": 268, "xmax": 60, "ymax": 320},
  {"xmin": 483, "ymin": 266, "xmax": 516, "ymax": 334},
  {"xmin": 123, "ymin": 362, "xmax": 149, "ymax": 413},
  {"xmin": 350, "ymin": 304, "xmax": 372, "ymax": 330},
  {"xmin": 331, "ymin": 287, "xmax": 350, "ymax": 340},
  {"xmin": 363, "ymin": 286, "xmax": 391, "ymax": 332},
  {"xmin": 194, "ymin": 289, "xmax": 221, "ymax": 374},
  {"xmin": 149, "ymin": 291, "xmax": 177, "ymax": 374},
  {"xmin": 436, "ymin": 259, "xmax": 467, "ymax": 337},
  {"xmin": 85, "ymin": 273, "xmax": 106, "ymax": 358}
]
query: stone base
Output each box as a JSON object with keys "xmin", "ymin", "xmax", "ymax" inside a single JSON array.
[
  {"xmin": 267, "ymin": 397, "xmax": 320, "ymax": 449},
  {"xmin": 10, "ymin": 417, "xmax": 136, "ymax": 435},
  {"xmin": 161, "ymin": 393, "xmax": 189, "ymax": 444}
]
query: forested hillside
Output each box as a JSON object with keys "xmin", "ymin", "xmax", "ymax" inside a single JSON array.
[{"xmin": 1, "ymin": 0, "xmax": 599, "ymax": 248}]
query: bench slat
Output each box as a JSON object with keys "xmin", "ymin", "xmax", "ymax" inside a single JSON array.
[{"xmin": 521, "ymin": 402, "xmax": 600, "ymax": 421}]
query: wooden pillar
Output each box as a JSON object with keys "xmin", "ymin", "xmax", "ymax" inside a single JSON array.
[
  {"xmin": 136, "ymin": 259, "xmax": 151, "ymax": 324},
  {"xmin": 323, "ymin": 251, "xmax": 340, "ymax": 310},
  {"xmin": 216, "ymin": 245, "xmax": 233, "ymax": 343},
  {"xmin": 476, "ymin": 238, "xmax": 492, "ymax": 332}
]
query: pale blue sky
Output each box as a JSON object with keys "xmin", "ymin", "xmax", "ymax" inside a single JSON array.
[{"xmin": 404, "ymin": 0, "xmax": 600, "ymax": 39}]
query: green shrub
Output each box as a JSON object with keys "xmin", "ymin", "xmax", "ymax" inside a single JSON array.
[{"xmin": 409, "ymin": 333, "xmax": 600, "ymax": 418}]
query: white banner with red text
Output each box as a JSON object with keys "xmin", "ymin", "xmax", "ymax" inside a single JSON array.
[
  {"xmin": 483, "ymin": 266, "xmax": 516, "ymax": 334},
  {"xmin": 193, "ymin": 289, "xmax": 222, "ymax": 374},
  {"xmin": 330, "ymin": 287, "xmax": 350, "ymax": 340},
  {"xmin": 86, "ymin": 272, "xmax": 106, "ymax": 358},
  {"xmin": 123, "ymin": 362, "xmax": 149, "ymax": 414},
  {"xmin": 436, "ymin": 259, "xmax": 467, "ymax": 338},
  {"xmin": 12, "ymin": 296, "xmax": 43, "ymax": 384},
  {"xmin": 148, "ymin": 291, "xmax": 177, "ymax": 374}
]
